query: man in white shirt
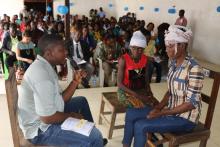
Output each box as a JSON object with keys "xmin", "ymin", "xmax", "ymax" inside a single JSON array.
[{"xmin": 18, "ymin": 34, "xmax": 105, "ymax": 146}]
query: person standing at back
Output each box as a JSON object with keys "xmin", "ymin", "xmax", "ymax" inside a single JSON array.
[{"xmin": 175, "ymin": 9, "xmax": 187, "ymax": 27}]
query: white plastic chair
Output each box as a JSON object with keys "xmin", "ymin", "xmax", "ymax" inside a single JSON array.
[
  {"xmin": 66, "ymin": 58, "xmax": 74, "ymax": 85},
  {"xmin": 97, "ymin": 58, "xmax": 104, "ymax": 87},
  {"xmin": 0, "ymin": 63, "xmax": 3, "ymax": 77}
]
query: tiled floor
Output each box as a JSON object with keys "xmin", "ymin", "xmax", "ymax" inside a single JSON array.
[{"xmin": 0, "ymin": 77, "xmax": 220, "ymax": 147}]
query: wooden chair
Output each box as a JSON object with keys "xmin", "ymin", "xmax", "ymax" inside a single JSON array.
[
  {"xmin": 98, "ymin": 92, "xmax": 126, "ymax": 139},
  {"xmin": 5, "ymin": 67, "xmax": 53, "ymax": 147},
  {"xmin": 146, "ymin": 68, "xmax": 220, "ymax": 147}
]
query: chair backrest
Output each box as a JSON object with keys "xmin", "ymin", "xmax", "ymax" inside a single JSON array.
[
  {"xmin": 5, "ymin": 67, "xmax": 37, "ymax": 147},
  {"xmin": 66, "ymin": 58, "xmax": 74, "ymax": 84},
  {"xmin": 5, "ymin": 67, "xmax": 20, "ymax": 147},
  {"xmin": 5, "ymin": 68, "xmax": 56, "ymax": 147},
  {"xmin": 201, "ymin": 68, "xmax": 220, "ymax": 129}
]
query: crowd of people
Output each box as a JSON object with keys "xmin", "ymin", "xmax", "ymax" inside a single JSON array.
[{"xmin": 0, "ymin": 6, "xmax": 179, "ymax": 86}]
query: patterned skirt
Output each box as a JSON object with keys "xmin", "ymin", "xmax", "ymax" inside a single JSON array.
[{"xmin": 117, "ymin": 88, "xmax": 155, "ymax": 108}]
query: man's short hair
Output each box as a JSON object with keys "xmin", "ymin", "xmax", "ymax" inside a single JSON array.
[
  {"xmin": 179, "ymin": 9, "xmax": 185, "ymax": 15},
  {"xmin": 38, "ymin": 34, "xmax": 63, "ymax": 56}
]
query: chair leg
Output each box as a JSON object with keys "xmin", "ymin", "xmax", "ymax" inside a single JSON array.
[
  {"xmin": 98, "ymin": 99, "xmax": 105, "ymax": 124},
  {"xmin": 168, "ymin": 141, "xmax": 179, "ymax": 147},
  {"xmin": 108, "ymin": 111, "xmax": 116, "ymax": 139},
  {"xmin": 199, "ymin": 139, "xmax": 208, "ymax": 147},
  {"xmin": 146, "ymin": 133, "xmax": 155, "ymax": 147},
  {"xmin": 146, "ymin": 140, "xmax": 156, "ymax": 147}
]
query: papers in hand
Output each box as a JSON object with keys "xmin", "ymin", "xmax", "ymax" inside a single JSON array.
[
  {"xmin": 77, "ymin": 60, "xmax": 86, "ymax": 65},
  {"xmin": 61, "ymin": 117, "xmax": 95, "ymax": 136},
  {"xmin": 73, "ymin": 57, "xmax": 87, "ymax": 65}
]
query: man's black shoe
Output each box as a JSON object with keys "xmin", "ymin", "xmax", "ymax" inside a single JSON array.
[{"xmin": 103, "ymin": 138, "xmax": 108, "ymax": 146}]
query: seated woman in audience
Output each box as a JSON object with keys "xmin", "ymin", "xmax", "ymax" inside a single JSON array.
[
  {"xmin": 144, "ymin": 33, "xmax": 162, "ymax": 83},
  {"xmin": 117, "ymin": 30, "xmax": 157, "ymax": 109},
  {"xmin": 16, "ymin": 30, "xmax": 35, "ymax": 71},
  {"xmin": 122, "ymin": 25, "xmax": 204, "ymax": 147},
  {"xmin": 121, "ymin": 30, "xmax": 132, "ymax": 54},
  {"xmin": 93, "ymin": 23, "xmax": 104, "ymax": 43},
  {"xmin": 57, "ymin": 22, "xmax": 65, "ymax": 38}
]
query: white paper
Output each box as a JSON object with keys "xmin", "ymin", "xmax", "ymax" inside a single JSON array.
[
  {"xmin": 61, "ymin": 117, "xmax": 95, "ymax": 136},
  {"xmin": 77, "ymin": 60, "xmax": 86, "ymax": 65},
  {"xmin": 73, "ymin": 57, "xmax": 87, "ymax": 65}
]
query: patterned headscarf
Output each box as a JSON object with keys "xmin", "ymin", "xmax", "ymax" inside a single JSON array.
[
  {"xmin": 165, "ymin": 25, "xmax": 192, "ymax": 43},
  {"xmin": 165, "ymin": 25, "xmax": 192, "ymax": 54}
]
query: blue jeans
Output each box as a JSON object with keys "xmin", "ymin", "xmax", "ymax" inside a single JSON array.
[
  {"xmin": 123, "ymin": 107, "xmax": 196, "ymax": 147},
  {"xmin": 30, "ymin": 96, "xmax": 103, "ymax": 147},
  {"xmin": 64, "ymin": 96, "xmax": 94, "ymax": 122}
]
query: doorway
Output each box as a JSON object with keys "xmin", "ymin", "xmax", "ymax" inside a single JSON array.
[{"xmin": 24, "ymin": 0, "xmax": 53, "ymax": 15}]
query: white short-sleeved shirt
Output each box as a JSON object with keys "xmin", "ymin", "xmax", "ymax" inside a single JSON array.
[{"xmin": 18, "ymin": 55, "xmax": 64, "ymax": 139}]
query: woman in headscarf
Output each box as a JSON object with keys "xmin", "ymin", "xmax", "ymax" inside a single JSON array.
[{"xmin": 117, "ymin": 30, "xmax": 157, "ymax": 109}]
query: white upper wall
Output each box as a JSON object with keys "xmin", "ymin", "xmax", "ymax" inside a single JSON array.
[
  {"xmin": 52, "ymin": 0, "xmax": 219, "ymax": 65},
  {"xmin": 0, "ymin": 0, "xmax": 24, "ymax": 19},
  {"xmin": 53, "ymin": 0, "xmax": 116, "ymax": 19}
]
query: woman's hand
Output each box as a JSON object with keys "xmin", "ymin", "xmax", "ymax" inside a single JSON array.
[{"xmin": 147, "ymin": 108, "xmax": 162, "ymax": 119}]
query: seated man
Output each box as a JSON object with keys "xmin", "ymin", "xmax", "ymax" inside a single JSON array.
[
  {"xmin": 97, "ymin": 34, "xmax": 121, "ymax": 86},
  {"xmin": 67, "ymin": 25, "xmax": 94, "ymax": 88},
  {"xmin": 1, "ymin": 23, "xmax": 21, "ymax": 79},
  {"xmin": 122, "ymin": 25, "xmax": 204, "ymax": 147},
  {"xmin": 18, "ymin": 34, "xmax": 107, "ymax": 147}
]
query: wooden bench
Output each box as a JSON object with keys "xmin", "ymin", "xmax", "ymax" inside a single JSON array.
[
  {"xmin": 98, "ymin": 92, "xmax": 126, "ymax": 139},
  {"xmin": 146, "ymin": 68, "xmax": 220, "ymax": 147},
  {"xmin": 5, "ymin": 67, "xmax": 53, "ymax": 147}
]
